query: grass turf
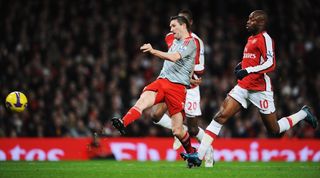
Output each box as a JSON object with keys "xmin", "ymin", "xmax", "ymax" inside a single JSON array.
[{"xmin": 0, "ymin": 161, "xmax": 319, "ymax": 178}]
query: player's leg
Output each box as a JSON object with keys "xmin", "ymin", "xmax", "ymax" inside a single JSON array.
[
  {"xmin": 198, "ymin": 96, "xmax": 242, "ymax": 158},
  {"xmin": 165, "ymin": 82, "xmax": 195, "ymax": 153},
  {"xmin": 186, "ymin": 118, "xmax": 205, "ymax": 146},
  {"xmin": 151, "ymin": 103, "xmax": 170, "ymax": 126},
  {"xmin": 152, "ymin": 87, "xmax": 203, "ymax": 141},
  {"xmin": 186, "ymin": 117, "xmax": 200, "ymax": 138},
  {"xmin": 260, "ymin": 107, "xmax": 318, "ymax": 136},
  {"xmin": 112, "ymin": 79, "xmax": 167, "ymax": 134},
  {"xmin": 198, "ymin": 85, "xmax": 246, "ymax": 158},
  {"xmin": 151, "ymin": 102, "xmax": 190, "ymax": 147},
  {"xmin": 181, "ymin": 85, "xmax": 248, "ymax": 167},
  {"xmin": 151, "ymin": 103, "xmax": 193, "ymax": 152},
  {"xmin": 123, "ymin": 90, "xmax": 157, "ymax": 126},
  {"xmin": 181, "ymin": 96, "xmax": 242, "ymax": 167},
  {"xmin": 251, "ymin": 90, "xmax": 318, "ymax": 136},
  {"xmin": 185, "ymin": 86, "xmax": 206, "ymax": 142},
  {"xmin": 112, "ymin": 90, "xmax": 157, "ymax": 134},
  {"xmin": 186, "ymin": 116, "xmax": 214, "ymax": 167},
  {"xmin": 171, "ymin": 112, "xmax": 195, "ymax": 153},
  {"xmin": 173, "ymin": 86, "xmax": 204, "ymax": 149},
  {"xmin": 260, "ymin": 112, "xmax": 280, "ymax": 136},
  {"xmin": 152, "ymin": 87, "xmax": 203, "ymax": 134},
  {"xmin": 183, "ymin": 85, "xmax": 246, "ymax": 162},
  {"xmin": 151, "ymin": 103, "xmax": 178, "ymax": 131}
]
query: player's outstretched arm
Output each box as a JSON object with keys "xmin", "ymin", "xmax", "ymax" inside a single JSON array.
[{"xmin": 140, "ymin": 43, "xmax": 181, "ymax": 62}]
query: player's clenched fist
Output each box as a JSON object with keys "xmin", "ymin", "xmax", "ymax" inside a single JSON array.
[{"xmin": 140, "ymin": 43, "xmax": 153, "ymax": 53}]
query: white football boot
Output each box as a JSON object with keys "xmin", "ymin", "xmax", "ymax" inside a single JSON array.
[{"xmin": 204, "ymin": 146, "xmax": 215, "ymax": 167}]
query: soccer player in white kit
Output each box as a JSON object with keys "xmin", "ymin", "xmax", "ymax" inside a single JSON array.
[
  {"xmin": 181, "ymin": 10, "xmax": 318, "ymax": 168},
  {"xmin": 151, "ymin": 10, "xmax": 214, "ymax": 167}
]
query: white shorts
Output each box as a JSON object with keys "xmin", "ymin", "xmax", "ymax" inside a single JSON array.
[
  {"xmin": 184, "ymin": 86, "xmax": 202, "ymax": 117},
  {"xmin": 228, "ymin": 85, "xmax": 275, "ymax": 114}
]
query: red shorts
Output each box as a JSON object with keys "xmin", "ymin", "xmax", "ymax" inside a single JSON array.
[{"xmin": 143, "ymin": 78, "xmax": 186, "ymax": 116}]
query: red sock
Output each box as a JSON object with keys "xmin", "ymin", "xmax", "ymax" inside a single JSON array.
[
  {"xmin": 205, "ymin": 130, "xmax": 217, "ymax": 147},
  {"xmin": 123, "ymin": 106, "xmax": 142, "ymax": 127},
  {"xmin": 286, "ymin": 117, "xmax": 293, "ymax": 128},
  {"xmin": 179, "ymin": 132, "xmax": 195, "ymax": 153},
  {"xmin": 205, "ymin": 130, "xmax": 217, "ymax": 140}
]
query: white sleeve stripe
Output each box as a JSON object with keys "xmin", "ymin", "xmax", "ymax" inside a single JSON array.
[
  {"xmin": 191, "ymin": 33, "xmax": 205, "ymax": 67},
  {"xmin": 264, "ymin": 73, "xmax": 272, "ymax": 91},
  {"xmin": 246, "ymin": 33, "xmax": 274, "ymax": 73}
]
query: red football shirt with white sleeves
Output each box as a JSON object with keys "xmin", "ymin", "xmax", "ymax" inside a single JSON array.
[
  {"xmin": 165, "ymin": 32, "xmax": 205, "ymax": 88},
  {"xmin": 238, "ymin": 31, "xmax": 276, "ymax": 91}
]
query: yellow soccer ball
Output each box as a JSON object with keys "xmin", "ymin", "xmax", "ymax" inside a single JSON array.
[{"xmin": 5, "ymin": 91, "xmax": 28, "ymax": 112}]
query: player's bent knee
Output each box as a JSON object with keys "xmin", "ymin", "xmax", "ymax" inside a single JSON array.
[
  {"xmin": 188, "ymin": 126, "xmax": 199, "ymax": 137},
  {"xmin": 150, "ymin": 111, "xmax": 161, "ymax": 123},
  {"xmin": 172, "ymin": 127, "xmax": 184, "ymax": 138}
]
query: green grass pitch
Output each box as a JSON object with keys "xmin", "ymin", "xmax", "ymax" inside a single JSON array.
[{"xmin": 0, "ymin": 161, "xmax": 319, "ymax": 178}]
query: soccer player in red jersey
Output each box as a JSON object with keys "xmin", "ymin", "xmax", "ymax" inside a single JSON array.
[
  {"xmin": 112, "ymin": 16, "xmax": 198, "ymax": 154},
  {"xmin": 181, "ymin": 10, "xmax": 318, "ymax": 168}
]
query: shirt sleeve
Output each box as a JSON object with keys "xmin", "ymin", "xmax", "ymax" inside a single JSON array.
[
  {"xmin": 193, "ymin": 38, "xmax": 205, "ymax": 74},
  {"xmin": 165, "ymin": 33, "xmax": 174, "ymax": 49}
]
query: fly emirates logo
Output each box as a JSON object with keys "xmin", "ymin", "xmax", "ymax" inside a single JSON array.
[{"xmin": 243, "ymin": 53, "xmax": 256, "ymax": 59}]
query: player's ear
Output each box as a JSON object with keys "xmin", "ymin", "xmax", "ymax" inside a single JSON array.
[
  {"xmin": 189, "ymin": 20, "xmax": 193, "ymax": 26},
  {"xmin": 182, "ymin": 23, "xmax": 187, "ymax": 30}
]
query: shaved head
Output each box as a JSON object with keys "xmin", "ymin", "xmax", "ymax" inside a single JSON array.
[
  {"xmin": 246, "ymin": 10, "xmax": 268, "ymax": 34},
  {"xmin": 251, "ymin": 10, "xmax": 268, "ymax": 28}
]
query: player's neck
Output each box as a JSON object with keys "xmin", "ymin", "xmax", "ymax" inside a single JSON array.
[
  {"xmin": 252, "ymin": 28, "xmax": 265, "ymax": 35},
  {"xmin": 180, "ymin": 31, "xmax": 191, "ymax": 40}
]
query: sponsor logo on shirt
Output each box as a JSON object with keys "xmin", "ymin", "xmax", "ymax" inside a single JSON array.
[
  {"xmin": 179, "ymin": 45, "xmax": 187, "ymax": 52},
  {"xmin": 200, "ymin": 49, "xmax": 204, "ymax": 55},
  {"xmin": 243, "ymin": 53, "xmax": 256, "ymax": 59}
]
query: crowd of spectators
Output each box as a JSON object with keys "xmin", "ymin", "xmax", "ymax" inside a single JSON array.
[{"xmin": 1, "ymin": 0, "xmax": 319, "ymax": 138}]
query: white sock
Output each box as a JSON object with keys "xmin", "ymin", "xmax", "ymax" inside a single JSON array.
[
  {"xmin": 278, "ymin": 118, "xmax": 290, "ymax": 133},
  {"xmin": 289, "ymin": 110, "xmax": 307, "ymax": 125},
  {"xmin": 197, "ymin": 133, "xmax": 213, "ymax": 160},
  {"xmin": 154, "ymin": 114, "xmax": 172, "ymax": 129},
  {"xmin": 197, "ymin": 119, "xmax": 222, "ymax": 160},
  {"xmin": 278, "ymin": 110, "xmax": 307, "ymax": 133},
  {"xmin": 195, "ymin": 127, "xmax": 205, "ymax": 142},
  {"xmin": 155, "ymin": 114, "xmax": 189, "ymax": 131},
  {"xmin": 206, "ymin": 119, "xmax": 223, "ymax": 135}
]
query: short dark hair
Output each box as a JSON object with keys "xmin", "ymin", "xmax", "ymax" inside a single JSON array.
[
  {"xmin": 170, "ymin": 15, "xmax": 191, "ymax": 31},
  {"xmin": 178, "ymin": 9, "xmax": 193, "ymax": 23}
]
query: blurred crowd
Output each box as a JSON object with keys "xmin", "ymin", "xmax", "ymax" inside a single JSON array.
[{"xmin": 1, "ymin": 0, "xmax": 319, "ymax": 138}]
